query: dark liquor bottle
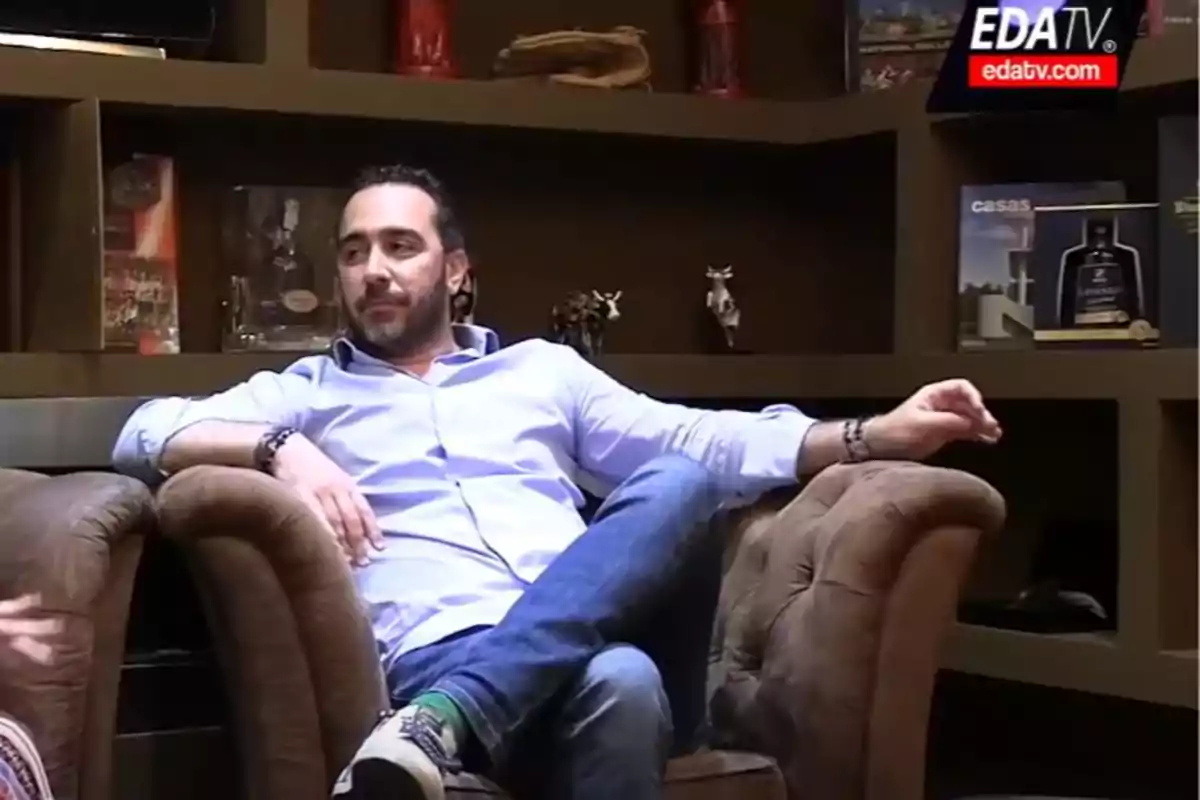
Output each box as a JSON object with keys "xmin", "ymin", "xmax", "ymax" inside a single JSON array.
[
  {"xmin": 268, "ymin": 197, "xmax": 320, "ymax": 325},
  {"xmin": 1055, "ymin": 215, "xmax": 1145, "ymax": 328},
  {"xmin": 395, "ymin": 0, "xmax": 457, "ymax": 78}
]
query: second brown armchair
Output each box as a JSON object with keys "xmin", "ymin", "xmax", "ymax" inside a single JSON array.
[
  {"xmin": 152, "ymin": 460, "xmax": 1003, "ymax": 800},
  {"xmin": 0, "ymin": 468, "xmax": 154, "ymax": 800}
]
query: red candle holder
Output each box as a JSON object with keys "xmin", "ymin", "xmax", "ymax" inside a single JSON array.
[
  {"xmin": 692, "ymin": 0, "xmax": 743, "ymax": 99},
  {"xmin": 394, "ymin": 0, "xmax": 457, "ymax": 79}
]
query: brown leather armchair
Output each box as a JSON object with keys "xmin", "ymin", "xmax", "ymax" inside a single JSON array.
[
  {"xmin": 0, "ymin": 468, "xmax": 154, "ymax": 800},
  {"xmin": 154, "ymin": 460, "xmax": 1004, "ymax": 800}
]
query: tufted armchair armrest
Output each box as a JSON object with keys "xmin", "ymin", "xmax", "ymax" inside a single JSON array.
[
  {"xmin": 155, "ymin": 460, "xmax": 1003, "ymax": 800},
  {"xmin": 0, "ymin": 469, "xmax": 154, "ymax": 800},
  {"xmin": 154, "ymin": 467, "xmax": 387, "ymax": 800},
  {"xmin": 710, "ymin": 461, "xmax": 1005, "ymax": 800}
]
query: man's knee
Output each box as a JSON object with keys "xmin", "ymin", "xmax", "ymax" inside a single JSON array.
[
  {"xmin": 566, "ymin": 644, "xmax": 672, "ymax": 743},
  {"xmin": 620, "ymin": 455, "xmax": 722, "ymax": 512}
]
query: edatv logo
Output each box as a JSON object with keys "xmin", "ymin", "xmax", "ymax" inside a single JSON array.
[
  {"xmin": 969, "ymin": 6, "xmax": 1116, "ymax": 52},
  {"xmin": 927, "ymin": 0, "xmax": 1145, "ymax": 113}
]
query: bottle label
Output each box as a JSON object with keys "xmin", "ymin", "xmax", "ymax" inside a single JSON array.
[
  {"xmin": 282, "ymin": 289, "xmax": 320, "ymax": 314},
  {"xmin": 1074, "ymin": 254, "xmax": 1128, "ymax": 325}
]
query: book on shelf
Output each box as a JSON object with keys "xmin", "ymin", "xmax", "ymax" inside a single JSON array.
[
  {"xmin": 847, "ymin": 0, "xmax": 964, "ymax": 93},
  {"xmin": 102, "ymin": 155, "xmax": 181, "ymax": 355},
  {"xmin": 1146, "ymin": 0, "xmax": 1199, "ymax": 32},
  {"xmin": 1157, "ymin": 115, "xmax": 1199, "ymax": 348}
]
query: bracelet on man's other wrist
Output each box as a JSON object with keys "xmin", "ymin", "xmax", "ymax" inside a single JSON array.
[
  {"xmin": 840, "ymin": 416, "xmax": 872, "ymax": 463},
  {"xmin": 253, "ymin": 426, "xmax": 300, "ymax": 474}
]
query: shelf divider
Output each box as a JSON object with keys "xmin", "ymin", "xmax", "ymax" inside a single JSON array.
[
  {"xmin": 1117, "ymin": 397, "xmax": 1165, "ymax": 656},
  {"xmin": 264, "ymin": 0, "xmax": 309, "ymax": 69},
  {"xmin": 20, "ymin": 99, "xmax": 105, "ymax": 352},
  {"xmin": 892, "ymin": 123, "xmax": 962, "ymax": 355}
]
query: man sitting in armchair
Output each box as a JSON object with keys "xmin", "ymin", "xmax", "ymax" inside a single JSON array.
[{"xmin": 112, "ymin": 164, "xmax": 1001, "ymax": 800}]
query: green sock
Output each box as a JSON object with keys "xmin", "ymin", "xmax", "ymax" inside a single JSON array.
[{"xmin": 412, "ymin": 691, "xmax": 468, "ymax": 747}]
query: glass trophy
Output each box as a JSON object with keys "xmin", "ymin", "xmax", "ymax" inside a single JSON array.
[{"xmin": 220, "ymin": 185, "xmax": 344, "ymax": 352}]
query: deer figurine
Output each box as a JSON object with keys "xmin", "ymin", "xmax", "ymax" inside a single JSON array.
[
  {"xmin": 551, "ymin": 289, "xmax": 622, "ymax": 359},
  {"xmin": 586, "ymin": 289, "xmax": 621, "ymax": 357},
  {"xmin": 705, "ymin": 264, "xmax": 739, "ymax": 348}
]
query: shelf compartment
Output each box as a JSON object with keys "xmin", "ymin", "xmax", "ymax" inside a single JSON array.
[
  {"xmin": 309, "ymin": 0, "xmax": 849, "ymax": 101},
  {"xmin": 944, "ymin": 624, "xmax": 1120, "ymax": 696},
  {"xmin": 943, "ymin": 624, "xmax": 1196, "ymax": 709},
  {"xmin": 0, "ymin": 110, "xmax": 17, "ymax": 350},
  {"xmin": 898, "ymin": 106, "xmax": 1195, "ymax": 354},
  {"xmin": 930, "ymin": 662, "xmax": 1197, "ymax": 800},
  {"xmin": 194, "ymin": 0, "xmax": 271, "ymax": 64},
  {"xmin": 0, "ymin": 0, "xmax": 267, "ymax": 65},
  {"xmin": 1121, "ymin": 29, "xmax": 1200, "ymax": 94},
  {"xmin": 1158, "ymin": 399, "xmax": 1197, "ymax": 650},
  {"xmin": 94, "ymin": 105, "xmax": 895, "ymax": 356},
  {"xmin": 932, "ymin": 400, "xmax": 1120, "ymax": 635},
  {"xmin": 0, "ymin": 99, "xmax": 106, "ymax": 352}
]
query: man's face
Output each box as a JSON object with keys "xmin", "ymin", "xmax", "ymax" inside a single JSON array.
[{"xmin": 336, "ymin": 183, "xmax": 468, "ymax": 355}]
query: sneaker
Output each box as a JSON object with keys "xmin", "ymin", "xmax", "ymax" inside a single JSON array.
[
  {"xmin": 331, "ymin": 705, "xmax": 461, "ymax": 800},
  {"xmin": 0, "ymin": 715, "xmax": 53, "ymax": 800}
]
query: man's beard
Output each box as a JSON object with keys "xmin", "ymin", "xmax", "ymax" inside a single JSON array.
[{"xmin": 343, "ymin": 273, "xmax": 451, "ymax": 361}]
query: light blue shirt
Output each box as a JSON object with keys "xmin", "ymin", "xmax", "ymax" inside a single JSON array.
[{"xmin": 111, "ymin": 325, "xmax": 816, "ymax": 668}]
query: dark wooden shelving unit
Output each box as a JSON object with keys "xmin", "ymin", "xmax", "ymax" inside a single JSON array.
[
  {"xmin": 0, "ymin": 3, "xmax": 1196, "ymax": 793},
  {"xmin": 2, "ymin": 349, "xmax": 1197, "ymax": 401}
]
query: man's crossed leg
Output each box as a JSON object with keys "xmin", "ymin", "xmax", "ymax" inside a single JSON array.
[{"xmin": 332, "ymin": 454, "xmax": 729, "ymax": 800}]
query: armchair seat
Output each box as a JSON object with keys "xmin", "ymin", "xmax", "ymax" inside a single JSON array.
[
  {"xmin": 443, "ymin": 751, "xmax": 783, "ymax": 799},
  {"xmin": 155, "ymin": 460, "xmax": 1004, "ymax": 800}
]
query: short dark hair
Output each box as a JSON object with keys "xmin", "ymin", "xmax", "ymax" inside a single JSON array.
[{"xmin": 348, "ymin": 163, "xmax": 465, "ymax": 252}]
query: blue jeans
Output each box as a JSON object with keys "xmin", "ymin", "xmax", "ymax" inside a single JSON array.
[{"xmin": 385, "ymin": 455, "xmax": 728, "ymax": 799}]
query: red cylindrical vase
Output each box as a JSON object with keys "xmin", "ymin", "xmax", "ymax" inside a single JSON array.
[
  {"xmin": 693, "ymin": 0, "xmax": 742, "ymax": 99},
  {"xmin": 395, "ymin": 0, "xmax": 457, "ymax": 78}
]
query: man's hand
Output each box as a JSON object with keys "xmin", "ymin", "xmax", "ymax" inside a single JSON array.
[
  {"xmin": 272, "ymin": 435, "xmax": 385, "ymax": 567},
  {"xmin": 866, "ymin": 379, "xmax": 1002, "ymax": 461},
  {"xmin": 0, "ymin": 593, "xmax": 62, "ymax": 666}
]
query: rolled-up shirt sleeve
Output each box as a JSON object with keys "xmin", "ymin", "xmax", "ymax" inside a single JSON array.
[
  {"xmin": 563, "ymin": 347, "xmax": 816, "ymax": 500},
  {"xmin": 111, "ymin": 362, "xmax": 318, "ymax": 484}
]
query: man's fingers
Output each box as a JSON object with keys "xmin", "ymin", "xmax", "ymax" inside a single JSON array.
[
  {"xmin": 352, "ymin": 492, "xmax": 385, "ymax": 550},
  {"xmin": 930, "ymin": 379, "xmax": 999, "ymax": 430},
  {"xmin": 0, "ymin": 617, "xmax": 61, "ymax": 638},
  {"xmin": 317, "ymin": 493, "xmax": 355, "ymax": 559},
  {"xmin": 331, "ymin": 492, "xmax": 370, "ymax": 566},
  {"xmin": 954, "ymin": 379, "xmax": 999, "ymax": 426},
  {"xmin": 919, "ymin": 409, "xmax": 974, "ymax": 439},
  {"xmin": 0, "ymin": 594, "xmax": 40, "ymax": 618},
  {"xmin": 297, "ymin": 490, "xmax": 347, "ymax": 557},
  {"xmin": 9, "ymin": 635, "xmax": 54, "ymax": 666}
]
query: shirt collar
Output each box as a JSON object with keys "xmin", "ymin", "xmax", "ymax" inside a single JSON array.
[{"xmin": 331, "ymin": 323, "xmax": 501, "ymax": 369}]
